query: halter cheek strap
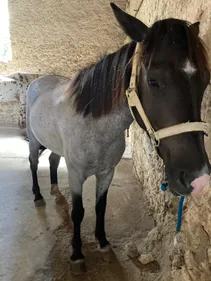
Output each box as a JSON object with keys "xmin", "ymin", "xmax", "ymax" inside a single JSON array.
[{"xmin": 126, "ymin": 43, "xmax": 209, "ymax": 146}]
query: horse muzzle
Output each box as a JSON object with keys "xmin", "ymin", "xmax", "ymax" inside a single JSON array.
[{"xmin": 167, "ymin": 166, "xmax": 210, "ymax": 196}]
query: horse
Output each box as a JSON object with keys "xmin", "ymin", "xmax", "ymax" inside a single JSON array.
[
  {"xmin": 0, "ymin": 72, "xmax": 42, "ymax": 128},
  {"xmin": 26, "ymin": 3, "xmax": 211, "ymax": 274}
]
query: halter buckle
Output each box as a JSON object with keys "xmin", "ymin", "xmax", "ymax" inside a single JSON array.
[
  {"xmin": 204, "ymin": 122, "xmax": 209, "ymax": 136},
  {"xmin": 148, "ymin": 129, "xmax": 160, "ymax": 148}
]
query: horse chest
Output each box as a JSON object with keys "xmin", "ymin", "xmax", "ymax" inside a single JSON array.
[{"xmin": 72, "ymin": 135, "xmax": 125, "ymax": 176}]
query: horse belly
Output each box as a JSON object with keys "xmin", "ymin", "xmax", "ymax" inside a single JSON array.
[{"xmin": 29, "ymin": 98, "xmax": 64, "ymax": 156}]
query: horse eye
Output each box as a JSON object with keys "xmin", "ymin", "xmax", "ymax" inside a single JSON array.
[{"xmin": 147, "ymin": 78, "xmax": 159, "ymax": 88}]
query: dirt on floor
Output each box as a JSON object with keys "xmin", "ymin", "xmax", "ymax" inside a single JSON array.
[{"xmin": 0, "ymin": 127, "xmax": 171, "ymax": 281}]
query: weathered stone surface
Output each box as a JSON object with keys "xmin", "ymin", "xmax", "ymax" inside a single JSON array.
[
  {"xmin": 138, "ymin": 253, "xmax": 155, "ymax": 265},
  {"xmin": 125, "ymin": 241, "xmax": 140, "ymax": 258},
  {"xmin": 0, "ymin": 101, "xmax": 19, "ymax": 126},
  {"xmin": 127, "ymin": 0, "xmax": 211, "ymax": 280}
]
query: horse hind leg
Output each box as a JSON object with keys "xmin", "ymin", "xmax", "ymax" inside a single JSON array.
[
  {"xmin": 23, "ymin": 134, "xmax": 46, "ymax": 158},
  {"xmin": 28, "ymin": 131, "xmax": 46, "ymax": 206},
  {"xmin": 49, "ymin": 152, "xmax": 64, "ymax": 204}
]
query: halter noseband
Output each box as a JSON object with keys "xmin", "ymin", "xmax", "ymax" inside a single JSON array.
[{"xmin": 126, "ymin": 43, "xmax": 209, "ymax": 147}]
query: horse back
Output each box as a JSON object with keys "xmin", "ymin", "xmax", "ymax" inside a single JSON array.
[{"xmin": 27, "ymin": 74, "xmax": 70, "ymax": 107}]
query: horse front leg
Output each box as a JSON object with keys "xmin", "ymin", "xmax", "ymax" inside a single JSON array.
[
  {"xmin": 66, "ymin": 163, "xmax": 86, "ymax": 275},
  {"xmin": 95, "ymin": 169, "xmax": 114, "ymax": 251}
]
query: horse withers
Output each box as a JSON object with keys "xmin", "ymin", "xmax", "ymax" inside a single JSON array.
[{"xmin": 26, "ymin": 3, "xmax": 210, "ymax": 274}]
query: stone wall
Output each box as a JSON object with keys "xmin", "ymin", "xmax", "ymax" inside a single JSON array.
[
  {"xmin": 126, "ymin": 0, "xmax": 211, "ymax": 280},
  {"xmin": 0, "ymin": 0, "xmax": 125, "ymax": 126},
  {"xmin": 0, "ymin": 101, "xmax": 19, "ymax": 126}
]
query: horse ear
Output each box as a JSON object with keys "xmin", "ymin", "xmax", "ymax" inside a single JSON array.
[
  {"xmin": 190, "ymin": 21, "xmax": 200, "ymax": 36},
  {"xmin": 110, "ymin": 2, "xmax": 148, "ymax": 42}
]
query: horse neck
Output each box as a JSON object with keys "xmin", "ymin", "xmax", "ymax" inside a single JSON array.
[
  {"xmin": 72, "ymin": 41, "xmax": 136, "ymax": 119},
  {"xmin": 96, "ymin": 101, "xmax": 134, "ymax": 138},
  {"xmin": 99, "ymin": 45, "xmax": 136, "ymax": 131},
  {"xmin": 95, "ymin": 48, "xmax": 136, "ymax": 135}
]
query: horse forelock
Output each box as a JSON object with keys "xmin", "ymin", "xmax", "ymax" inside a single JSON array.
[{"xmin": 142, "ymin": 19, "xmax": 210, "ymax": 75}]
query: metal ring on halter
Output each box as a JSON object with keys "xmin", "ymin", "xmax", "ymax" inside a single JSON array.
[
  {"xmin": 149, "ymin": 133, "xmax": 160, "ymax": 147},
  {"xmin": 154, "ymin": 138, "xmax": 160, "ymax": 147},
  {"xmin": 204, "ymin": 123, "xmax": 209, "ymax": 136}
]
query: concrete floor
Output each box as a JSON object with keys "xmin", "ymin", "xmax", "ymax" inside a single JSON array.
[{"xmin": 0, "ymin": 127, "xmax": 154, "ymax": 281}]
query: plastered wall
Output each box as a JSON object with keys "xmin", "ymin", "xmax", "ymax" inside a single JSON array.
[
  {"xmin": 0, "ymin": 0, "xmax": 125, "ymax": 126},
  {"xmin": 1, "ymin": 0, "xmax": 126, "ymax": 76}
]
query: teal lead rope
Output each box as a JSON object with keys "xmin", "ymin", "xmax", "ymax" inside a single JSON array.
[
  {"xmin": 176, "ymin": 196, "xmax": 185, "ymax": 232},
  {"xmin": 160, "ymin": 182, "xmax": 185, "ymax": 232}
]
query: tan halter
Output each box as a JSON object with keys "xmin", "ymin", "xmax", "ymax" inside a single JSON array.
[{"xmin": 126, "ymin": 43, "xmax": 209, "ymax": 147}]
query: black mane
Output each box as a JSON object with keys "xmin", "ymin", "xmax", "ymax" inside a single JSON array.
[{"xmin": 71, "ymin": 42, "xmax": 136, "ymax": 118}]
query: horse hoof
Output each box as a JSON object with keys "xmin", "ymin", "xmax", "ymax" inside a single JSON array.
[
  {"xmin": 35, "ymin": 198, "xmax": 46, "ymax": 207},
  {"xmin": 98, "ymin": 244, "xmax": 112, "ymax": 253},
  {"xmin": 70, "ymin": 259, "xmax": 86, "ymax": 275},
  {"xmin": 98, "ymin": 245, "xmax": 114, "ymax": 262}
]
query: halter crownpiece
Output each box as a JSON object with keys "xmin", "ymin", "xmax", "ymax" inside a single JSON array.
[{"xmin": 126, "ymin": 43, "xmax": 209, "ymax": 147}]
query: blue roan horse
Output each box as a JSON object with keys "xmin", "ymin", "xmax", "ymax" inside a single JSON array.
[{"xmin": 26, "ymin": 3, "xmax": 210, "ymax": 274}]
